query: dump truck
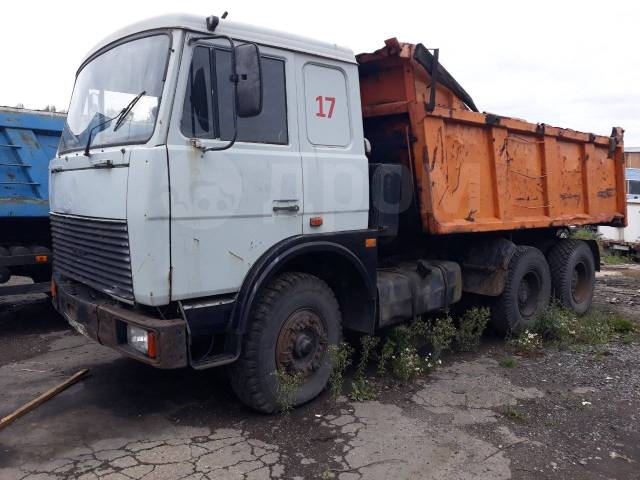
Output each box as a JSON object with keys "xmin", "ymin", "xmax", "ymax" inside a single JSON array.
[
  {"xmin": 1, "ymin": 107, "xmax": 65, "ymax": 297},
  {"xmin": 49, "ymin": 14, "xmax": 626, "ymax": 412}
]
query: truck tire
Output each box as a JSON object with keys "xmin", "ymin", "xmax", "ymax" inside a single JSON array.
[
  {"xmin": 547, "ymin": 240, "xmax": 595, "ymax": 314},
  {"xmin": 229, "ymin": 272, "xmax": 341, "ymax": 413},
  {"xmin": 491, "ymin": 246, "xmax": 551, "ymax": 335}
]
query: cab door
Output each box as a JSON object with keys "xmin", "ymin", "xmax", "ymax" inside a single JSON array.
[
  {"xmin": 167, "ymin": 38, "xmax": 302, "ymax": 300},
  {"xmin": 294, "ymin": 56, "xmax": 369, "ymax": 234}
]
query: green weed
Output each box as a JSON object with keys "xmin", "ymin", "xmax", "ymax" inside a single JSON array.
[
  {"xmin": 570, "ymin": 228, "xmax": 601, "ymax": 241},
  {"xmin": 347, "ymin": 335, "xmax": 379, "ymax": 402},
  {"xmin": 602, "ymin": 254, "xmax": 629, "ymax": 265},
  {"xmin": 274, "ymin": 369, "xmax": 305, "ymax": 413},
  {"xmin": 456, "ymin": 307, "xmax": 490, "ymax": 352},
  {"xmin": 499, "ymin": 356, "xmax": 517, "ymax": 368},
  {"xmin": 621, "ymin": 333, "xmax": 634, "ymax": 345},
  {"xmin": 376, "ymin": 338, "xmax": 396, "ymax": 377},
  {"xmin": 328, "ymin": 342, "xmax": 353, "ymax": 400},
  {"xmin": 535, "ymin": 303, "xmax": 611, "ymax": 346},
  {"xmin": 391, "ymin": 346, "xmax": 424, "ymax": 382},
  {"xmin": 502, "ymin": 406, "xmax": 528, "ymax": 422},
  {"xmin": 428, "ymin": 316, "xmax": 457, "ymax": 361},
  {"xmin": 609, "ymin": 316, "xmax": 637, "ymax": 334},
  {"xmin": 348, "ymin": 377, "xmax": 377, "ymax": 401},
  {"xmin": 506, "ymin": 330, "xmax": 543, "ymax": 354}
]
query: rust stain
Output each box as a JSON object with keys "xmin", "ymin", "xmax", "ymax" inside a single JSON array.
[
  {"xmin": 560, "ymin": 193, "xmax": 580, "ymax": 201},
  {"xmin": 597, "ymin": 188, "xmax": 615, "ymax": 198}
]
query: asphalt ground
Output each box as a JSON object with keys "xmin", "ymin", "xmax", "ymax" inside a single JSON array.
[{"xmin": 0, "ymin": 266, "xmax": 638, "ymax": 480}]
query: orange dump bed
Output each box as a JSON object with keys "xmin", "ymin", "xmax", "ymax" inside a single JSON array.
[{"xmin": 358, "ymin": 39, "xmax": 626, "ymax": 235}]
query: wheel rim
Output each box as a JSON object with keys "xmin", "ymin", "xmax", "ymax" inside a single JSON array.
[
  {"xmin": 275, "ymin": 308, "xmax": 328, "ymax": 377},
  {"xmin": 517, "ymin": 270, "xmax": 541, "ymax": 318},
  {"xmin": 571, "ymin": 261, "xmax": 590, "ymax": 303}
]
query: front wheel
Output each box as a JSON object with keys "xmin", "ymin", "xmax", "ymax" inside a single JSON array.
[
  {"xmin": 229, "ymin": 272, "xmax": 341, "ymax": 413},
  {"xmin": 491, "ymin": 246, "xmax": 551, "ymax": 335}
]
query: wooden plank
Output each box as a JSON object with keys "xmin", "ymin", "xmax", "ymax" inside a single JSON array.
[{"xmin": 0, "ymin": 369, "xmax": 89, "ymax": 430}]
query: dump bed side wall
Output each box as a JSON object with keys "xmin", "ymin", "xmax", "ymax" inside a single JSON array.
[
  {"xmin": 359, "ymin": 52, "xmax": 626, "ymax": 235},
  {"xmin": 0, "ymin": 108, "xmax": 65, "ymax": 218},
  {"xmin": 421, "ymin": 109, "xmax": 626, "ymax": 234}
]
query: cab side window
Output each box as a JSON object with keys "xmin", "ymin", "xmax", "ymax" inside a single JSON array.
[
  {"xmin": 180, "ymin": 45, "xmax": 288, "ymax": 145},
  {"xmin": 180, "ymin": 46, "xmax": 215, "ymax": 138}
]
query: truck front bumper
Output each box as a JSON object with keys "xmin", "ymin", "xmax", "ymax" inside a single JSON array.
[{"xmin": 52, "ymin": 274, "xmax": 188, "ymax": 369}]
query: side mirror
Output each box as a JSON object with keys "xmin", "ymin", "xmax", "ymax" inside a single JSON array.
[{"xmin": 234, "ymin": 43, "xmax": 263, "ymax": 118}]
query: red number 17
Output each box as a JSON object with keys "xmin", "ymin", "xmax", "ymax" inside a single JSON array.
[{"xmin": 315, "ymin": 96, "xmax": 336, "ymax": 118}]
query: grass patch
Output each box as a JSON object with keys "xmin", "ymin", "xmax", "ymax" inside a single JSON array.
[
  {"xmin": 428, "ymin": 316, "xmax": 457, "ymax": 361},
  {"xmin": 621, "ymin": 333, "xmax": 635, "ymax": 345},
  {"xmin": 523, "ymin": 303, "xmax": 636, "ymax": 351},
  {"xmin": 328, "ymin": 342, "xmax": 353, "ymax": 400},
  {"xmin": 602, "ymin": 253, "xmax": 629, "ymax": 265},
  {"xmin": 391, "ymin": 346, "xmax": 425, "ymax": 382},
  {"xmin": 506, "ymin": 330, "xmax": 543, "ymax": 354},
  {"xmin": 609, "ymin": 316, "xmax": 637, "ymax": 334},
  {"xmin": 499, "ymin": 356, "xmax": 517, "ymax": 368},
  {"xmin": 374, "ymin": 308, "xmax": 490, "ymax": 383},
  {"xmin": 348, "ymin": 377, "xmax": 377, "ymax": 401},
  {"xmin": 501, "ymin": 406, "xmax": 528, "ymax": 422},
  {"xmin": 535, "ymin": 303, "xmax": 611, "ymax": 346},
  {"xmin": 355, "ymin": 335, "xmax": 379, "ymax": 378},
  {"xmin": 455, "ymin": 307, "xmax": 490, "ymax": 352},
  {"xmin": 571, "ymin": 228, "xmax": 601, "ymax": 241},
  {"xmin": 274, "ymin": 369, "xmax": 305, "ymax": 413},
  {"xmin": 348, "ymin": 335, "xmax": 379, "ymax": 402}
]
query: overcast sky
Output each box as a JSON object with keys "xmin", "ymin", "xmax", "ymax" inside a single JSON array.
[{"xmin": 1, "ymin": 0, "xmax": 638, "ymax": 146}]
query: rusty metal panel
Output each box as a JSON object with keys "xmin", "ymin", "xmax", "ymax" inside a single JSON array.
[{"xmin": 358, "ymin": 40, "xmax": 626, "ymax": 235}]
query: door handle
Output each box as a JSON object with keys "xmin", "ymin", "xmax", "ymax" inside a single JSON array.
[{"xmin": 273, "ymin": 204, "xmax": 299, "ymax": 213}]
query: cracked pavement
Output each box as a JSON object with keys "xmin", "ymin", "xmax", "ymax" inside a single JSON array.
[
  {"xmin": 2, "ymin": 427, "xmax": 283, "ymax": 480},
  {"xmin": 1, "ymin": 275, "xmax": 639, "ymax": 479}
]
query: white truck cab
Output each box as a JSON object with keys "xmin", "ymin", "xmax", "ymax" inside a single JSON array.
[
  {"xmin": 51, "ymin": 14, "xmax": 368, "ymax": 306},
  {"xmin": 51, "ymin": 14, "xmax": 384, "ymax": 412}
]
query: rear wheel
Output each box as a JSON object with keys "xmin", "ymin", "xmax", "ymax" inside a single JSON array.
[
  {"xmin": 547, "ymin": 240, "xmax": 595, "ymax": 314},
  {"xmin": 491, "ymin": 246, "xmax": 551, "ymax": 335},
  {"xmin": 229, "ymin": 272, "xmax": 341, "ymax": 413}
]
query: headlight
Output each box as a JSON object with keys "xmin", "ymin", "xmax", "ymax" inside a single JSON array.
[{"xmin": 127, "ymin": 325, "xmax": 156, "ymax": 358}]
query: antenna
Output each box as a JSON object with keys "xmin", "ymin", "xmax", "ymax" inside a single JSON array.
[{"xmin": 221, "ymin": 11, "xmax": 228, "ymax": 19}]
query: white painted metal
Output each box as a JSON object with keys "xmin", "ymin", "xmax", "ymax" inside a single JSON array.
[
  {"xmin": 50, "ymin": 30, "xmax": 183, "ymax": 305},
  {"xmin": 599, "ymin": 199, "xmax": 640, "ymax": 244},
  {"xmin": 126, "ymin": 146, "xmax": 172, "ymax": 305},
  {"xmin": 304, "ymin": 65, "xmax": 351, "ymax": 146},
  {"xmin": 166, "ymin": 36, "xmax": 303, "ymax": 300},
  {"xmin": 49, "ymin": 154, "xmax": 129, "ymax": 219},
  {"xmin": 51, "ymin": 19, "xmax": 366, "ymax": 306},
  {"xmin": 82, "ymin": 14, "xmax": 356, "ymax": 67},
  {"xmin": 295, "ymin": 55, "xmax": 369, "ymax": 235}
]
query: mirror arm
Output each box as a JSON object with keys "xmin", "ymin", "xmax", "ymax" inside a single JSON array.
[{"xmin": 189, "ymin": 34, "xmax": 239, "ymax": 152}]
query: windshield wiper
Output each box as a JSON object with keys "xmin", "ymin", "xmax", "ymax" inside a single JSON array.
[
  {"xmin": 83, "ymin": 90, "xmax": 146, "ymax": 157},
  {"xmin": 113, "ymin": 90, "xmax": 146, "ymax": 132}
]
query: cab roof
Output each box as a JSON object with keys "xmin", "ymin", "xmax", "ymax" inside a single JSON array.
[{"xmin": 83, "ymin": 14, "xmax": 356, "ymax": 66}]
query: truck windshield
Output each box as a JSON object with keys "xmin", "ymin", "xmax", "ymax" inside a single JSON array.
[{"xmin": 59, "ymin": 34, "xmax": 169, "ymax": 154}]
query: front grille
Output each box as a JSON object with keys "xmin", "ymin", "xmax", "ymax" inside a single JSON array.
[{"xmin": 50, "ymin": 214, "xmax": 134, "ymax": 301}]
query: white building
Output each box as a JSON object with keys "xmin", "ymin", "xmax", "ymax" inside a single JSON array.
[{"xmin": 598, "ymin": 158, "xmax": 640, "ymax": 252}]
